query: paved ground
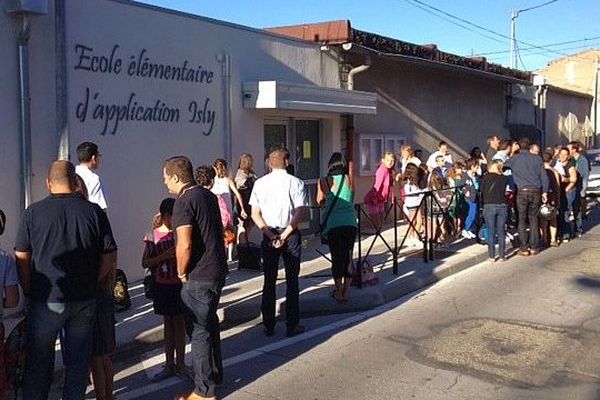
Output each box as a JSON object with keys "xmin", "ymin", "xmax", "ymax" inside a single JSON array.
[
  {"xmin": 39, "ymin": 198, "xmax": 600, "ymax": 399},
  {"xmin": 114, "ymin": 203, "xmax": 600, "ymax": 400}
]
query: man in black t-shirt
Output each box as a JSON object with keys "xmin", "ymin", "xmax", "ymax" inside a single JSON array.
[
  {"xmin": 163, "ymin": 156, "xmax": 227, "ymax": 400},
  {"xmin": 14, "ymin": 160, "xmax": 117, "ymax": 400}
]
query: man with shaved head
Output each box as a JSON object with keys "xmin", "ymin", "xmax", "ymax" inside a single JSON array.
[
  {"xmin": 250, "ymin": 148, "xmax": 308, "ymax": 338},
  {"xmin": 14, "ymin": 160, "xmax": 117, "ymax": 400}
]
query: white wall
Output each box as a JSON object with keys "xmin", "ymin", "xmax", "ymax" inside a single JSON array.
[
  {"xmin": 62, "ymin": 0, "xmax": 340, "ymax": 280},
  {"xmin": 0, "ymin": 0, "xmax": 343, "ymax": 281}
]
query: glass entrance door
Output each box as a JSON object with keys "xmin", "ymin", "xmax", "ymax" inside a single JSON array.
[
  {"xmin": 294, "ymin": 120, "xmax": 320, "ymax": 233},
  {"xmin": 263, "ymin": 119, "xmax": 321, "ymax": 234}
]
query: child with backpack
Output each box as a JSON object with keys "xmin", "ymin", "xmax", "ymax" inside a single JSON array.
[
  {"xmin": 461, "ymin": 158, "xmax": 481, "ymax": 239},
  {"xmin": 142, "ymin": 198, "xmax": 187, "ymax": 381}
]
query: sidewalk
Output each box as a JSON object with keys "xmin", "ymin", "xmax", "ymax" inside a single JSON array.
[{"xmin": 112, "ymin": 222, "xmax": 498, "ymax": 361}]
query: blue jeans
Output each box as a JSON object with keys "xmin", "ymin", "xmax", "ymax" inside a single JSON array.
[
  {"xmin": 261, "ymin": 229, "xmax": 301, "ymax": 329},
  {"xmin": 561, "ymin": 189, "xmax": 579, "ymax": 239},
  {"xmin": 465, "ymin": 199, "xmax": 478, "ymax": 231},
  {"xmin": 23, "ymin": 300, "xmax": 96, "ymax": 400},
  {"xmin": 180, "ymin": 279, "xmax": 225, "ymax": 398},
  {"xmin": 483, "ymin": 204, "xmax": 507, "ymax": 259}
]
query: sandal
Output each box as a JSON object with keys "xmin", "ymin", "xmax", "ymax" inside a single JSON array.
[
  {"xmin": 330, "ymin": 290, "xmax": 343, "ymax": 303},
  {"xmin": 550, "ymin": 241, "xmax": 559, "ymax": 247}
]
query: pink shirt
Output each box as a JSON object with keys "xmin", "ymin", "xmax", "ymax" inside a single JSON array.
[
  {"xmin": 364, "ymin": 164, "xmax": 394, "ymax": 205},
  {"xmin": 143, "ymin": 228, "xmax": 179, "ymax": 285}
]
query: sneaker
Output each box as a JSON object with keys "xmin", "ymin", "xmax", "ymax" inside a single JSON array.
[{"xmin": 461, "ymin": 230, "xmax": 472, "ymax": 239}]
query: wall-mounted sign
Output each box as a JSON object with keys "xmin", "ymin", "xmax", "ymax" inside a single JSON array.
[{"xmin": 72, "ymin": 43, "xmax": 217, "ymax": 136}]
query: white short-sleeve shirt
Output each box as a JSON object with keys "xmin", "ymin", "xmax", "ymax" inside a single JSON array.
[
  {"xmin": 76, "ymin": 164, "xmax": 108, "ymax": 210},
  {"xmin": 249, "ymin": 169, "xmax": 308, "ymax": 228},
  {"xmin": 426, "ymin": 151, "xmax": 453, "ymax": 169}
]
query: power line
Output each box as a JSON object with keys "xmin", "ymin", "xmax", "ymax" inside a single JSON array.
[
  {"xmin": 398, "ymin": 0, "xmax": 507, "ymax": 45},
  {"xmin": 517, "ymin": 0, "xmax": 560, "ymax": 15},
  {"xmin": 487, "ymin": 43, "xmax": 600, "ymax": 61},
  {"xmin": 516, "ymin": 42, "xmax": 528, "ymax": 70},
  {"xmin": 400, "ymin": 0, "xmax": 597, "ymax": 63},
  {"xmin": 477, "ymin": 35, "xmax": 600, "ymax": 56}
]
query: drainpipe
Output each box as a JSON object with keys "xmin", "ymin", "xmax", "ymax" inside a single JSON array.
[
  {"xmin": 217, "ymin": 53, "xmax": 232, "ymax": 162},
  {"xmin": 56, "ymin": 0, "xmax": 69, "ymax": 160},
  {"xmin": 533, "ymin": 85, "xmax": 546, "ymax": 148},
  {"xmin": 18, "ymin": 15, "xmax": 33, "ymax": 210},
  {"xmin": 540, "ymin": 85, "xmax": 548, "ymax": 147},
  {"xmin": 347, "ymin": 55, "xmax": 371, "ymax": 91}
]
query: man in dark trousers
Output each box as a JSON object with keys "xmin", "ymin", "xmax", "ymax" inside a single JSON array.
[
  {"xmin": 250, "ymin": 149, "xmax": 308, "ymax": 338},
  {"xmin": 163, "ymin": 156, "xmax": 228, "ymax": 400},
  {"xmin": 14, "ymin": 160, "xmax": 117, "ymax": 400},
  {"xmin": 505, "ymin": 138, "xmax": 549, "ymax": 256}
]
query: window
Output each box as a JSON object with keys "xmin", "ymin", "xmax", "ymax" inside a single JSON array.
[{"xmin": 358, "ymin": 134, "xmax": 406, "ymax": 175}]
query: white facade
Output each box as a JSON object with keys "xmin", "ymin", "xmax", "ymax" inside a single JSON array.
[{"xmin": 0, "ymin": 0, "xmax": 375, "ymax": 280}]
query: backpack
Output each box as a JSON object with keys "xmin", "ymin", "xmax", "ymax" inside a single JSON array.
[{"xmin": 114, "ymin": 269, "xmax": 131, "ymax": 312}]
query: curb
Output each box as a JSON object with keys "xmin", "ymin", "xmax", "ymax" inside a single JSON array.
[{"xmin": 117, "ymin": 243, "xmax": 493, "ymax": 361}]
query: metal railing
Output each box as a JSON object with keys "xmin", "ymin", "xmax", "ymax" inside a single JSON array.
[{"xmin": 354, "ymin": 185, "xmax": 464, "ymax": 288}]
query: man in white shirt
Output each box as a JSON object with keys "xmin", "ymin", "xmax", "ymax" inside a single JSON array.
[
  {"xmin": 250, "ymin": 149, "xmax": 308, "ymax": 338},
  {"xmin": 75, "ymin": 142, "xmax": 108, "ymax": 210},
  {"xmin": 426, "ymin": 141, "xmax": 453, "ymax": 171}
]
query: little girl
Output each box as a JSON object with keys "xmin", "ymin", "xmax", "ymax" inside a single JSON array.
[
  {"xmin": 402, "ymin": 163, "xmax": 424, "ymax": 247},
  {"xmin": 142, "ymin": 198, "xmax": 187, "ymax": 381}
]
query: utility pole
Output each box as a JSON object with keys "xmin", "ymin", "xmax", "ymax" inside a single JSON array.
[
  {"xmin": 510, "ymin": 10, "xmax": 517, "ymax": 69},
  {"xmin": 509, "ymin": 1, "xmax": 559, "ymax": 70},
  {"xmin": 594, "ymin": 56, "xmax": 599, "ymax": 148}
]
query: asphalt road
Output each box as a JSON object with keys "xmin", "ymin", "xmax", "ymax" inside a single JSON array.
[
  {"xmin": 43, "ymin": 198, "xmax": 595, "ymax": 400},
  {"xmin": 111, "ymin": 202, "xmax": 600, "ymax": 400}
]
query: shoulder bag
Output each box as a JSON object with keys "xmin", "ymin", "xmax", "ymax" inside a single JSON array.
[{"xmin": 317, "ymin": 174, "xmax": 345, "ymax": 245}]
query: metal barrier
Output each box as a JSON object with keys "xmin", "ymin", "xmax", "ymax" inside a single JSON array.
[
  {"xmin": 313, "ymin": 185, "xmax": 464, "ymax": 289},
  {"xmin": 354, "ymin": 185, "xmax": 464, "ymax": 288}
]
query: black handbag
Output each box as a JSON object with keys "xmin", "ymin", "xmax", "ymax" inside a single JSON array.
[
  {"xmin": 318, "ymin": 174, "xmax": 345, "ymax": 245},
  {"xmin": 143, "ymin": 268, "xmax": 155, "ymax": 300},
  {"xmin": 238, "ymin": 232, "xmax": 262, "ymax": 270}
]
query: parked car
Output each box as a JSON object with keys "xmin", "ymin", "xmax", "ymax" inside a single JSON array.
[{"xmin": 585, "ymin": 149, "xmax": 600, "ymax": 197}]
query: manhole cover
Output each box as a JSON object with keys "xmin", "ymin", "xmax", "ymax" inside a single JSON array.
[
  {"xmin": 545, "ymin": 248, "xmax": 600, "ymax": 277},
  {"xmin": 400, "ymin": 319, "xmax": 600, "ymax": 387}
]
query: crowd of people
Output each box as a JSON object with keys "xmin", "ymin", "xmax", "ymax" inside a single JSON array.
[
  {"xmin": 363, "ymin": 135, "xmax": 591, "ymax": 262},
  {"xmin": 0, "ymin": 134, "xmax": 591, "ymax": 399}
]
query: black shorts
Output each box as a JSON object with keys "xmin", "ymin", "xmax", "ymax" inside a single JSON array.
[
  {"xmin": 327, "ymin": 226, "xmax": 357, "ymax": 279},
  {"xmin": 93, "ymin": 294, "xmax": 116, "ymax": 356},
  {"xmin": 153, "ymin": 282, "xmax": 185, "ymax": 316}
]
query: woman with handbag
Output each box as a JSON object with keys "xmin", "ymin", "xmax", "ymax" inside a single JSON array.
[
  {"xmin": 141, "ymin": 198, "xmax": 187, "ymax": 381},
  {"xmin": 234, "ymin": 153, "xmax": 258, "ymax": 243},
  {"xmin": 317, "ymin": 153, "xmax": 357, "ymax": 303}
]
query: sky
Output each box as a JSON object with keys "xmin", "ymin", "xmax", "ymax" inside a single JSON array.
[{"xmin": 138, "ymin": 0, "xmax": 600, "ymax": 71}]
